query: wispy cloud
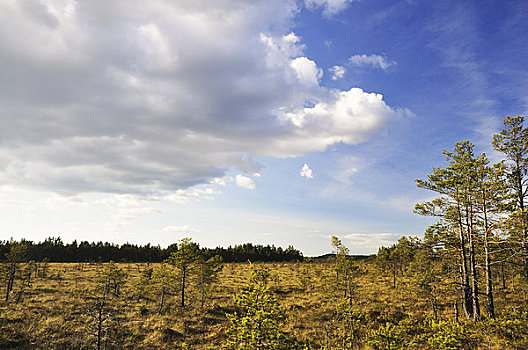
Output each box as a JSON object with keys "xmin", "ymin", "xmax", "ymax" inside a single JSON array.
[
  {"xmin": 163, "ymin": 225, "xmax": 200, "ymax": 234},
  {"xmin": 164, "ymin": 187, "xmax": 222, "ymax": 204},
  {"xmin": 342, "ymin": 232, "xmax": 400, "ymax": 248},
  {"xmin": 348, "ymin": 54, "xmax": 396, "ymax": 70},
  {"xmin": 100, "ymin": 194, "xmax": 160, "ymax": 221},
  {"xmin": 422, "ymin": 3, "xmax": 504, "ymax": 148},
  {"xmin": 304, "ymin": 0, "xmax": 355, "ymax": 17}
]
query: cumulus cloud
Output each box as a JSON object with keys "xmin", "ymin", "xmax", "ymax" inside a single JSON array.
[
  {"xmin": 290, "ymin": 57, "xmax": 323, "ymax": 87},
  {"xmin": 300, "ymin": 164, "xmax": 314, "ymax": 179},
  {"xmin": 0, "ymin": 0, "xmax": 407, "ymax": 197},
  {"xmin": 235, "ymin": 175, "xmax": 256, "ymax": 190},
  {"xmin": 276, "ymin": 88, "xmax": 410, "ymax": 156},
  {"xmin": 329, "ymin": 65, "xmax": 346, "ymax": 80},
  {"xmin": 349, "ymin": 54, "xmax": 396, "ymax": 70}
]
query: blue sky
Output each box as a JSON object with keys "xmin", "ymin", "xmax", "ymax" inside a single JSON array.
[{"xmin": 0, "ymin": 0, "xmax": 527, "ymax": 255}]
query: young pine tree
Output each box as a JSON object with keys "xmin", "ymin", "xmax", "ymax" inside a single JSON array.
[
  {"xmin": 224, "ymin": 264, "xmax": 298, "ymax": 350},
  {"xmin": 196, "ymin": 254, "xmax": 223, "ymax": 310},
  {"xmin": 167, "ymin": 238, "xmax": 200, "ymax": 308},
  {"xmin": 3, "ymin": 242, "xmax": 28, "ymax": 303}
]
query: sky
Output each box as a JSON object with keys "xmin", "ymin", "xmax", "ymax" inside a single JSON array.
[{"xmin": 0, "ymin": 0, "xmax": 527, "ymax": 256}]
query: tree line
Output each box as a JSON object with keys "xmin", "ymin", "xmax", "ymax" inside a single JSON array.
[{"xmin": 0, "ymin": 237, "xmax": 303, "ymax": 263}]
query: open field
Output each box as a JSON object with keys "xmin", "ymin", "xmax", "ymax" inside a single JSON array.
[{"xmin": 1, "ymin": 259, "xmax": 528, "ymax": 349}]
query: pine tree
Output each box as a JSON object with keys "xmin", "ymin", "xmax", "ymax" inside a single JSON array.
[
  {"xmin": 101, "ymin": 261, "xmax": 127, "ymax": 297},
  {"xmin": 492, "ymin": 115, "xmax": 528, "ymax": 280},
  {"xmin": 3, "ymin": 242, "xmax": 27, "ymax": 302},
  {"xmin": 331, "ymin": 236, "xmax": 358, "ymax": 302},
  {"xmin": 415, "ymin": 141, "xmax": 482, "ymax": 319},
  {"xmin": 474, "ymin": 155, "xmax": 507, "ymax": 318},
  {"xmin": 197, "ymin": 254, "xmax": 223, "ymax": 310},
  {"xmin": 152, "ymin": 263, "xmax": 176, "ymax": 313},
  {"xmin": 167, "ymin": 238, "xmax": 200, "ymax": 308},
  {"xmin": 224, "ymin": 264, "xmax": 296, "ymax": 350}
]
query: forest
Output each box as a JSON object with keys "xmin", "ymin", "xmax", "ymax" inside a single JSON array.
[
  {"xmin": 1, "ymin": 115, "xmax": 528, "ymax": 349},
  {"xmin": 0, "ymin": 238, "xmax": 303, "ymax": 263}
]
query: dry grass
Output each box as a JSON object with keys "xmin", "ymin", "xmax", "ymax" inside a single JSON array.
[{"xmin": 1, "ymin": 260, "xmax": 527, "ymax": 349}]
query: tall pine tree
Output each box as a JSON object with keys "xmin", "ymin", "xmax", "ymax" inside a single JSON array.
[{"xmin": 492, "ymin": 115, "xmax": 528, "ymax": 280}]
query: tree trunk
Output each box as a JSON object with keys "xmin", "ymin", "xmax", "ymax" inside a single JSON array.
[
  {"xmin": 159, "ymin": 287, "xmax": 165, "ymax": 314},
  {"xmin": 501, "ymin": 261, "xmax": 506, "ymax": 289},
  {"xmin": 484, "ymin": 235, "xmax": 495, "ymax": 318},
  {"xmin": 468, "ymin": 228, "xmax": 480, "ymax": 320},
  {"xmin": 181, "ymin": 266, "xmax": 186, "ymax": 308},
  {"xmin": 480, "ymin": 184, "xmax": 495, "ymax": 319},
  {"xmin": 5, "ymin": 263, "xmax": 16, "ymax": 302},
  {"xmin": 515, "ymin": 160, "xmax": 528, "ymax": 280},
  {"xmin": 392, "ymin": 263, "xmax": 397, "ymax": 289},
  {"xmin": 482, "ymin": 192, "xmax": 495, "ymax": 318},
  {"xmin": 464, "ymin": 190, "xmax": 480, "ymax": 320},
  {"xmin": 96, "ymin": 282, "xmax": 109, "ymax": 350},
  {"xmin": 456, "ymin": 200, "xmax": 473, "ymax": 318},
  {"xmin": 431, "ymin": 286, "xmax": 438, "ymax": 320},
  {"xmin": 200, "ymin": 276, "xmax": 205, "ymax": 310}
]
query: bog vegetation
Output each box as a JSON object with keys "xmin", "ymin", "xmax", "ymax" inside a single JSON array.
[{"xmin": 1, "ymin": 115, "xmax": 528, "ymax": 349}]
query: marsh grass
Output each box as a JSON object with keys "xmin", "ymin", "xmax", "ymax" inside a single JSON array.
[{"xmin": 1, "ymin": 260, "xmax": 527, "ymax": 349}]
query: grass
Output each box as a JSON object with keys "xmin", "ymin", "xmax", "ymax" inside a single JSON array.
[{"xmin": 1, "ymin": 259, "xmax": 527, "ymax": 349}]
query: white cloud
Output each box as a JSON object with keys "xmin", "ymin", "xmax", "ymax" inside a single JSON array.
[
  {"xmin": 342, "ymin": 232, "xmax": 399, "ymax": 248},
  {"xmin": 163, "ymin": 225, "xmax": 200, "ymax": 234},
  {"xmin": 329, "ymin": 65, "xmax": 346, "ymax": 80},
  {"xmin": 276, "ymin": 88, "xmax": 411, "ymax": 156},
  {"xmin": 209, "ymin": 176, "xmax": 232, "ymax": 187},
  {"xmin": 0, "ymin": 1, "xmax": 408, "ymax": 196},
  {"xmin": 235, "ymin": 175, "xmax": 256, "ymax": 190},
  {"xmin": 304, "ymin": 0, "xmax": 354, "ymax": 16},
  {"xmin": 99, "ymin": 194, "xmax": 160, "ymax": 221},
  {"xmin": 261, "ymin": 32, "xmax": 305, "ymax": 64},
  {"xmin": 290, "ymin": 57, "xmax": 323, "ymax": 87},
  {"xmin": 164, "ymin": 187, "xmax": 222, "ymax": 203},
  {"xmin": 300, "ymin": 163, "xmax": 314, "ymax": 179},
  {"xmin": 349, "ymin": 54, "xmax": 396, "ymax": 70}
]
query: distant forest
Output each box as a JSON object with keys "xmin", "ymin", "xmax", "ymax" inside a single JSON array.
[{"xmin": 0, "ymin": 237, "xmax": 303, "ymax": 263}]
